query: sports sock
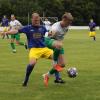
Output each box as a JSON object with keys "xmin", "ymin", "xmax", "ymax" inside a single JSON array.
[
  {"xmin": 53, "ymin": 61, "xmax": 61, "ymax": 80},
  {"xmin": 49, "ymin": 68, "xmax": 57, "ymax": 75},
  {"xmin": 53, "ymin": 48, "xmax": 60, "ymax": 61},
  {"xmin": 23, "ymin": 64, "xmax": 34, "ymax": 86},
  {"xmin": 47, "ymin": 68, "xmax": 60, "ymax": 80},
  {"xmin": 93, "ymin": 36, "xmax": 96, "ymax": 41},
  {"xmin": 10, "ymin": 42, "xmax": 15, "ymax": 50},
  {"xmin": 55, "ymin": 71, "xmax": 60, "ymax": 80}
]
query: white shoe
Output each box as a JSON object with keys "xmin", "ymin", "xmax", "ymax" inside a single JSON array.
[{"xmin": 12, "ymin": 49, "xmax": 16, "ymax": 53}]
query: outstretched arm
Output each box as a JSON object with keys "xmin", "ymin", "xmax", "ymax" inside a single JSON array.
[
  {"xmin": 6, "ymin": 29, "xmax": 18, "ymax": 34},
  {"xmin": 1, "ymin": 29, "xmax": 18, "ymax": 35}
]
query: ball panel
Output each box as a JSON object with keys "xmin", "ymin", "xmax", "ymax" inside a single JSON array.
[{"xmin": 67, "ymin": 67, "xmax": 78, "ymax": 78}]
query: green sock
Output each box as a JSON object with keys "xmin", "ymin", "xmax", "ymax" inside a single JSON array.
[
  {"xmin": 18, "ymin": 42, "xmax": 24, "ymax": 46},
  {"xmin": 53, "ymin": 48, "xmax": 60, "ymax": 61},
  {"xmin": 49, "ymin": 68, "xmax": 57, "ymax": 75},
  {"xmin": 10, "ymin": 43, "xmax": 15, "ymax": 50}
]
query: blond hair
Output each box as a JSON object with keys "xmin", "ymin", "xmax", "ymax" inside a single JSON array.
[
  {"xmin": 62, "ymin": 12, "xmax": 73, "ymax": 21},
  {"xmin": 32, "ymin": 12, "xmax": 40, "ymax": 18}
]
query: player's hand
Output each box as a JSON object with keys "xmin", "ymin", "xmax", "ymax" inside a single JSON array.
[{"xmin": 48, "ymin": 31, "xmax": 56, "ymax": 37}]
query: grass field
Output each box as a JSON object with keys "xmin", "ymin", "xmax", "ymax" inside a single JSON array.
[{"xmin": 0, "ymin": 30, "xmax": 100, "ymax": 100}]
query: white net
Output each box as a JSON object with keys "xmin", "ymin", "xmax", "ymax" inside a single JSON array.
[{"xmin": 41, "ymin": 17, "xmax": 58, "ymax": 25}]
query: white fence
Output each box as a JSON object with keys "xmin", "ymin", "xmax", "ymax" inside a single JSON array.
[
  {"xmin": 0, "ymin": 26, "xmax": 99, "ymax": 31},
  {"xmin": 69, "ymin": 26, "xmax": 100, "ymax": 30}
]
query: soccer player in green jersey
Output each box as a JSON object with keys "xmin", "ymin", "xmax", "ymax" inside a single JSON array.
[{"xmin": 9, "ymin": 14, "xmax": 27, "ymax": 53}]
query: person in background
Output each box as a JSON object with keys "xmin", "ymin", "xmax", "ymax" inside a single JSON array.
[
  {"xmin": 1, "ymin": 15, "xmax": 9, "ymax": 39},
  {"xmin": 43, "ymin": 18, "xmax": 51, "ymax": 31},
  {"xmin": 89, "ymin": 19, "xmax": 96, "ymax": 41},
  {"xmin": 9, "ymin": 14, "xmax": 27, "ymax": 53}
]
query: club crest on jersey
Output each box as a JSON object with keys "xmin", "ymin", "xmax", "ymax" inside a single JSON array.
[{"xmin": 33, "ymin": 33, "xmax": 42, "ymax": 39}]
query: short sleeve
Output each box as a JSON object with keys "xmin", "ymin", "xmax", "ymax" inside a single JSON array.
[
  {"xmin": 50, "ymin": 24, "xmax": 58, "ymax": 33},
  {"xmin": 18, "ymin": 26, "xmax": 28, "ymax": 34}
]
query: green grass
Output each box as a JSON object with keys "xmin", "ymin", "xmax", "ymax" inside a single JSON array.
[{"xmin": 0, "ymin": 29, "xmax": 100, "ymax": 100}]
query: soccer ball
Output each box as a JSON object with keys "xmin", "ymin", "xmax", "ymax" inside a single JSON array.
[{"xmin": 67, "ymin": 67, "xmax": 78, "ymax": 78}]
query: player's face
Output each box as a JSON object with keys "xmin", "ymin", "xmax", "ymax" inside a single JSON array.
[
  {"xmin": 62, "ymin": 18, "xmax": 72, "ymax": 27},
  {"xmin": 90, "ymin": 19, "xmax": 93, "ymax": 23},
  {"xmin": 11, "ymin": 16, "xmax": 15, "ymax": 21},
  {"xmin": 32, "ymin": 16, "xmax": 40, "ymax": 26}
]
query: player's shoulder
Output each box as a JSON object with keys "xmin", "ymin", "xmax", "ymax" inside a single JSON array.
[
  {"xmin": 51, "ymin": 22, "xmax": 60, "ymax": 30},
  {"xmin": 15, "ymin": 20, "xmax": 21, "ymax": 23},
  {"xmin": 52, "ymin": 21, "xmax": 60, "ymax": 26},
  {"xmin": 22, "ymin": 25, "xmax": 32, "ymax": 29},
  {"xmin": 10, "ymin": 20, "xmax": 13, "ymax": 23},
  {"xmin": 14, "ymin": 19, "xmax": 19, "ymax": 22}
]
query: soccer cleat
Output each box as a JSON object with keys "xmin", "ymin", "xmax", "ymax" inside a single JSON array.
[
  {"xmin": 54, "ymin": 78, "xmax": 66, "ymax": 84},
  {"xmin": 22, "ymin": 82, "xmax": 27, "ymax": 87},
  {"xmin": 42, "ymin": 74, "xmax": 49, "ymax": 86},
  {"xmin": 12, "ymin": 49, "xmax": 16, "ymax": 53}
]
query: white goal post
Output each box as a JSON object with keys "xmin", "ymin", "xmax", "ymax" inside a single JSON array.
[{"xmin": 41, "ymin": 17, "xmax": 58, "ymax": 24}]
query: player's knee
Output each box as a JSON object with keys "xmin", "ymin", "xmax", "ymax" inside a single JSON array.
[
  {"xmin": 29, "ymin": 59, "xmax": 37, "ymax": 66},
  {"xmin": 58, "ymin": 43, "xmax": 63, "ymax": 49},
  {"xmin": 56, "ymin": 43, "xmax": 63, "ymax": 49},
  {"xmin": 53, "ymin": 41, "xmax": 63, "ymax": 49}
]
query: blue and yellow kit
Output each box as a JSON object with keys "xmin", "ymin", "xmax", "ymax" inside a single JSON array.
[{"xmin": 19, "ymin": 25, "xmax": 53, "ymax": 59}]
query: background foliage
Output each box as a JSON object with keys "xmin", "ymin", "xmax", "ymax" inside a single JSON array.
[{"xmin": 0, "ymin": 0, "xmax": 100, "ymax": 25}]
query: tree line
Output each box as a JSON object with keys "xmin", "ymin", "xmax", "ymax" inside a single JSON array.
[{"xmin": 0, "ymin": 0, "xmax": 100, "ymax": 25}]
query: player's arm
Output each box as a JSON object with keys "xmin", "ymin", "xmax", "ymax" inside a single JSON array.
[
  {"xmin": 48, "ymin": 24, "xmax": 58, "ymax": 37},
  {"xmin": 1, "ymin": 29, "xmax": 18, "ymax": 35},
  {"xmin": 17, "ymin": 20, "xmax": 23, "ymax": 27},
  {"xmin": 48, "ymin": 30, "xmax": 57, "ymax": 38},
  {"xmin": 14, "ymin": 20, "xmax": 23, "ymax": 30},
  {"xmin": 7, "ymin": 29, "xmax": 18, "ymax": 34},
  {"xmin": 44, "ymin": 31, "xmax": 56, "ymax": 37}
]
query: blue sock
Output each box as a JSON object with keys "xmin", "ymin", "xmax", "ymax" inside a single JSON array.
[
  {"xmin": 55, "ymin": 71, "xmax": 60, "ymax": 80},
  {"xmin": 23, "ymin": 64, "xmax": 34, "ymax": 85}
]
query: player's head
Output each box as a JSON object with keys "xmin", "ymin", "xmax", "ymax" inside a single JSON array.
[
  {"xmin": 31, "ymin": 12, "xmax": 41, "ymax": 26},
  {"xmin": 90, "ymin": 19, "xmax": 93, "ymax": 23},
  {"xmin": 11, "ymin": 14, "xmax": 15, "ymax": 21},
  {"xmin": 45, "ymin": 18, "xmax": 48, "ymax": 21},
  {"xmin": 3, "ymin": 15, "xmax": 6, "ymax": 18},
  {"xmin": 61, "ymin": 12, "xmax": 73, "ymax": 27}
]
